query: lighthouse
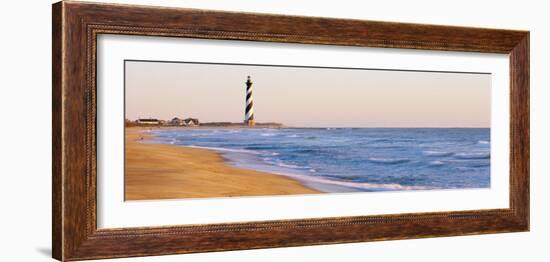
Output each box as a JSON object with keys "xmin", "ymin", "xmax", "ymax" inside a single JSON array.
[{"xmin": 244, "ymin": 76, "xmax": 255, "ymax": 127}]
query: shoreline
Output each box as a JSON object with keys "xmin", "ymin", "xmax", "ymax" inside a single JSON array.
[{"xmin": 125, "ymin": 127, "xmax": 320, "ymax": 200}]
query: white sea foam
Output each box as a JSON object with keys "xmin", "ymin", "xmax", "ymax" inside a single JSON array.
[
  {"xmin": 429, "ymin": 160, "xmax": 446, "ymax": 166},
  {"xmin": 276, "ymin": 162, "xmax": 304, "ymax": 169},
  {"xmin": 423, "ymin": 150, "xmax": 454, "ymax": 157},
  {"xmin": 454, "ymin": 152, "xmax": 491, "ymax": 159},
  {"xmin": 478, "ymin": 140, "xmax": 490, "ymax": 144},
  {"xmin": 228, "ymin": 158, "xmax": 432, "ymax": 192},
  {"xmin": 280, "ymin": 172, "xmax": 431, "ymax": 192}
]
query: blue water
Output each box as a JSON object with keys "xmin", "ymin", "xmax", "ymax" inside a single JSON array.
[{"xmin": 148, "ymin": 128, "xmax": 490, "ymax": 193}]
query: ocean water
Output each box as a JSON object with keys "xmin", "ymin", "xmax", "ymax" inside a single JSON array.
[{"xmin": 148, "ymin": 128, "xmax": 490, "ymax": 193}]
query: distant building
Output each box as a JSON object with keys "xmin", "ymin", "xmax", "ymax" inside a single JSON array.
[
  {"xmin": 169, "ymin": 117, "xmax": 199, "ymax": 126},
  {"xmin": 184, "ymin": 118, "xmax": 199, "ymax": 126},
  {"xmin": 170, "ymin": 117, "xmax": 185, "ymax": 126},
  {"xmin": 136, "ymin": 118, "xmax": 160, "ymax": 125}
]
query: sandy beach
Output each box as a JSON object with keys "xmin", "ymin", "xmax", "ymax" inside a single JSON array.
[{"xmin": 125, "ymin": 127, "xmax": 319, "ymax": 200}]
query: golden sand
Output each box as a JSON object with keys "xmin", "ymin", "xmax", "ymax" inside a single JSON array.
[{"xmin": 124, "ymin": 127, "xmax": 319, "ymax": 200}]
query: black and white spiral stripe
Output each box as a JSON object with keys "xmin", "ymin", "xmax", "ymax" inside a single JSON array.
[{"xmin": 245, "ymin": 76, "xmax": 254, "ymax": 122}]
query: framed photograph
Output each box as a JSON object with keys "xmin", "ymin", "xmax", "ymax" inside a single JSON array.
[{"xmin": 52, "ymin": 1, "xmax": 529, "ymax": 261}]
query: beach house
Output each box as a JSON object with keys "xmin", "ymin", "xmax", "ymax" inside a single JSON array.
[
  {"xmin": 170, "ymin": 117, "xmax": 185, "ymax": 126},
  {"xmin": 184, "ymin": 118, "xmax": 200, "ymax": 126}
]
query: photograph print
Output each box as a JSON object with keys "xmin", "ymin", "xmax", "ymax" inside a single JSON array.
[{"xmin": 124, "ymin": 60, "xmax": 491, "ymax": 201}]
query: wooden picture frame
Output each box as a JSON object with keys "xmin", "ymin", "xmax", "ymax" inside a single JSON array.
[{"xmin": 52, "ymin": 1, "xmax": 529, "ymax": 261}]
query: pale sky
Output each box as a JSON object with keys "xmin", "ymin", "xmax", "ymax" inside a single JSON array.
[{"xmin": 125, "ymin": 60, "xmax": 491, "ymax": 128}]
